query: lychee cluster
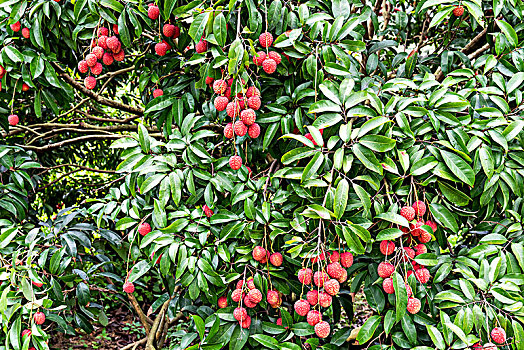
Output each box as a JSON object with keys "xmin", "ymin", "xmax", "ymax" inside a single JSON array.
[
  {"xmin": 152, "ymin": 4, "xmax": 181, "ymax": 59},
  {"xmin": 253, "ymin": 32, "xmax": 282, "ymax": 75},
  {"xmin": 252, "ymin": 246, "xmax": 283, "ymax": 267},
  {"xmin": 295, "ymin": 250, "xmax": 354, "ymax": 339},
  {"xmin": 78, "ymin": 26, "xmax": 126, "ymax": 90},
  {"xmin": 377, "ymin": 199, "xmax": 436, "ymax": 315},
  {"xmin": 209, "ymin": 78, "xmax": 263, "ymax": 171}
]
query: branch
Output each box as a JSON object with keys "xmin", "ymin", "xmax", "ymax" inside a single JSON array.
[
  {"xmin": 128, "ymin": 293, "xmax": 152, "ymax": 335},
  {"xmin": 52, "ymin": 62, "xmax": 144, "ymax": 115},
  {"xmin": 18, "ymin": 134, "xmax": 123, "ymax": 152},
  {"xmin": 35, "ymin": 163, "xmax": 116, "ymax": 175}
]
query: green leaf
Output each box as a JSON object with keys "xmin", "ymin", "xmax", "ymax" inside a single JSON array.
[
  {"xmin": 393, "ymin": 273, "xmax": 407, "ymax": 322},
  {"xmin": 375, "ymin": 212, "xmax": 409, "ymax": 227},
  {"xmin": 301, "ymin": 152, "xmax": 324, "ymax": 182},
  {"xmin": 353, "ymin": 144, "xmax": 383, "ymax": 174},
  {"xmin": 213, "ymin": 13, "xmax": 227, "ymax": 47},
  {"xmin": 334, "ymin": 179, "xmax": 349, "ymax": 219},
  {"xmin": 192, "ymin": 315, "xmax": 205, "ymax": 340},
  {"xmin": 376, "ymin": 228, "xmax": 403, "ymax": 240},
  {"xmin": 138, "ymin": 124, "xmax": 151, "ymax": 153},
  {"xmin": 359, "ymin": 135, "xmax": 396, "ymax": 152},
  {"xmin": 357, "ymin": 116, "xmax": 390, "ymax": 138},
  {"xmin": 250, "ymin": 334, "xmax": 278, "ymax": 349},
  {"xmin": 496, "ymin": 19, "xmax": 518, "ymax": 47},
  {"xmin": 440, "ymin": 150, "xmax": 475, "ymax": 187},
  {"xmin": 429, "ymin": 203, "xmax": 458, "ymax": 233},
  {"xmin": 356, "ymin": 315, "xmax": 381, "ymax": 344},
  {"xmin": 426, "ymin": 325, "xmax": 446, "ymax": 350},
  {"xmin": 189, "ymin": 11, "xmax": 210, "ymax": 42},
  {"xmin": 127, "ymin": 260, "xmax": 152, "ymax": 283}
]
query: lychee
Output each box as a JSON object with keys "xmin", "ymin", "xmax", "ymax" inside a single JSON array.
[
  {"xmin": 269, "ymin": 252, "xmax": 283, "ymax": 266},
  {"xmin": 268, "ymin": 51, "xmax": 281, "ymax": 64},
  {"xmin": 22, "ymin": 28, "xmax": 30, "ymax": 39},
  {"xmin": 123, "ymin": 281, "xmax": 135, "ymax": 293},
  {"xmin": 324, "ymin": 279, "xmax": 340, "ymax": 296},
  {"xmin": 22, "ymin": 329, "xmax": 32, "ymax": 338},
  {"xmin": 262, "ymin": 58, "xmax": 277, "ymax": 74},
  {"xmin": 234, "ymin": 121, "xmax": 247, "ymax": 137},
  {"xmin": 233, "ymin": 307, "xmax": 247, "ymax": 321},
  {"xmin": 163, "ymin": 24, "xmax": 176, "ymax": 37},
  {"xmin": 407, "ymin": 297, "xmax": 421, "ymax": 314},
  {"xmin": 267, "ymin": 290, "xmax": 279, "ymax": 305},
  {"xmin": 314, "ymin": 271, "xmax": 329, "ymax": 287},
  {"xmin": 405, "ymin": 283, "xmax": 413, "ymax": 297},
  {"xmin": 414, "ymin": 244, "xmax": 427, "ymax": 256},
  {"xmin": 259, "ymin": 32, "xmax": 273, "ymax": 47},
  {"xmin": 246, "ymin": 86, "xmax": 260, "ymax": 98},
  {"xmin": 92, "ymin": 46, "xmax": 104, "ymax": 59},
  {"xmin": 214, "ymin": 96, "xmax": 229, "ymax": 112},
  {"xmin": 98, "ymin": 36, "xmax": 108, "ymax": 49},
  {"xmin": 415, "ymin": 268, "xmax": 430, "ymax": 284},
  {"xmin": 231, "ymin": 289, "xmax": 243, "ymax": 302},
  {"xmin": 400, "ymin": 206, "xmax": 415, "ymax": 221},
  {"xmin": 229, "ymin": 156, "xmax": 242, "ymax": 170},
  {"xmin": 418, "ymin": 230, "xmax": 432, "ymax": 243},
  {"xmin": 203, "ymin": 204, "xmax": 213, "ymax": 217},
  {"xmin": 340, "ymin": 252, "xmax": 353, "ymax": 267},
  {"xmin": 240, "ymin": 315, "xmax": 251, "ymax": 328},
  {"xmin": 138, "ymin": 222, "xmax": 151, "ymax": 236},
  {"xmin": 248, "ymin": 124, "xmax": 261, "ymax": 138},
  {"xmin": 491, "ymin": 327, "xmax": 506, "ymax": 344},
  {"xmin": 253, "ymin": 246, "xmax": 266, "ymax": 261},
  {"xmin": 84, "ymin": 76, "xmax": 96, "ymax": 90},
  {"xmin": 91, "ymin": 62, "xmax": 103, "ymax": 75},
  {"xmin": 318, "ymin": 292, "xmax": 332, "ymax": 307},
  {"xmin": 148, "ymin": 4, "xmax": 160, "ymax": 19},
  {"xmin": 314, "ymin": 321, "xmax": 330, "ymax": 338},
  {"xmin": 223, "ymin": 123, "xmax": 234, "ymax": 139},
  {"xmin": 218, "ymin": 296, "xmax": 227, "ymax": 308},
  {"xmin": 378, "ymin": 262, "xmax": 394, "ymax": 278},
  {"xmin": 226, "ymin": 101, "xmax": 241, "ymax": 118},
  {"xmin": 106, "ymin": 36, "xmax": 120, "ymax": 52},
  {"xmin": 306, "ymin": 290, "xmax": 318, "ymax": 305},
  {"xmin": 294, "ymin": 299, "xmax": 310, "ymax": 316},
  {"xmin": 10, "ymin": 21, "xmax": 21, "ymax": 32},
  {"xmin": 247, "ymin": 289, "xmax": 262, "ymax": 304},
  {"xmin": 85, "ymin": 54, "xmax": 97, "ymax": 67},
  {"xmin": 153, "ymin": 89, "xmax": 163, "ymax": 98},
  {"xmin": 307, "ymin": 310, "xmax": 322, "ymax": 326},
  {"xmin": 298, "ymin": 268, "xmax": 313, "ymax": 285},
  {"xmin": 113, "ymin": 24, "xmax": 119, "ymax": 35},
  {"xmin": 195, "ymin": 39, "xmax": 207, "ymax": 53},
  {"xmin": 410, "ymin": 220, "xmax": 425, "ymax": 236},
  {"xmin": 240, "ymin": 109, "xmax": 256, "ymax": 125},
  {"xmin": 403, "ymin": 247, "xmax": 415, "ymax": 260},
  {"xmin": 213, "ymin": 80, "xmax": 227, "ymax": 94},
  {"xmin": 113, "ymin": 49, "xmax": 125, "ymax": 61},
  {"xmin": 8, "ymin": 114, "xmax": 19, "ymax": 126},
  {"xmin": 383, "ymin": 278, "xmax": 394, "ymax": 294},
  {"xmin": 102, "ymin": 53, "xmax": 114, "ymax": 65},
  {"xmin": 155, "ymin": 42, "xmax": 168, "ymax": 56},
  {"xmin": 327, "ymin": 262, "xmax": 343, "ymax": 279},
  {"xmin": 34, "ymin": 312, "xmax": 45, "ymax": 325},
  {"xmin": 412, "ymin": 201, "xmax": 426, "ymax": 216},
  {"xmin": 253, "ymin": 51, "xmax": 266, "ymax": 65},
  {"xmin": 380, "ymin": 240, "xmax": 395, "ymax": 256},
  {"xmin": 453, "ymin": 5, "xmax": 464, "ymax": 16},
  {"xmin": 328, "ymin": 251, "xmax": 340, "ymax": 263},
  {"xmin": 425, "ymin": 220, "xmax": 437, "ymax": 232},
  {"xmin": 337, "ymin": 269, "xmax": 348, "ymax": 283},
  {"xmin": 97, "ymin": 27, "xmax": 109, "ymax": 37}
]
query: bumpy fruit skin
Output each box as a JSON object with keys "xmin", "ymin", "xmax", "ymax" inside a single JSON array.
[
  {"xmin": 22, "ymin": 28, "xmax": 30, "ymax": 39},
  {"xmin": 138, "ymin": 222, "xmax": 151, "ymax": 236},
  {"xmin": 383, "ymin": 278, "xmax": 394, "ymax": 294},
  {"xmin": 418, "ymin": 230, "xmax": 432, "ymax": 243},
  {"xmin": 195, "ymin": 40, "xmax": 208, "ymax": 53},
  {"xmin": 324, "ymin": 279, "xmax": 340, "ymax": 296},
  {"xmin": 84, "ymin": 76, "xmax": 97, "ymax": 90},
  {"xmin": 246, "ymin": 86, "xmax": 261, "ymax": 98},
  {"xmin": 234, "ymin": 121, "xmax": 247, "ymax": 137},
  {"xmin": 268, "ymin": 51, "xmax": 282, "ymax": 65},
  {"xmin": 380, "ymin": 240, "xmax": 395, "ymax": 255},
  {"xmin": 203, "ymin": 204, "xmax": 214, "ymax": 217},
  {"xmin": 91, "ymin": 62, "xmax": 103, "ymax": 75},
  {"xmin": 92, "ymin": 46, "xmax": 104, "ymax": 59},
  {"xmin": 233, "ymin": 307, "xmax": 247, "ymax": 321},
  {"xmin": 172, "ymin": 26, "xmax": 180, "ymax": 39},
  {"xmin": 223, "ymin": 122, "xmax": 234, "ymax": 139},
  {"xmin": 318, "ymin": 292, "xmax": 332, "ymax": 307},
  {"xmin": 269, "ymin": 252, "xmax": 283, "ymax": 266},
  {"xmin": 248, "ymin": 96, "xmax": 262, "ymax": 111},
  {"xmin": 425, "ymin": 220, "xmax": 437, "ymax": 232},
  {"xmin": 85, "ymin": 54, "xmax": 97, "ymax": 67},
  {"xmin": 123, "ymin": 281, "xmax": 135, "ymax": 293},
  {"xmin": 378, "ymin": 262, "xmax": 395, "ymax": 278},
  {"xmin": 226, "ymin": 101, "xmax": 241, "ymax": 118},
  {"xmin": 412, "ymin": 200, "xmax": 426, "ymax": 216},
  {"xmin": 205, "ymin": 76, "xmax": 214, "ymax": 85},
  {"xmin": 314, "ymin": 271, "xmax": 329, "ymax": 287},
  {"xmin": 298, "ymin": 268, "xmax": 313, "ymax": 285},
  {"xmin": 229, "ymin": 155, "xmax": 242, "ymax": 170},
  {"xmin": 231, "ymin": 289, "xmax": 243, "ymax": 302},
  {"xmin": 405, "ymin": 283, "xmax": 413, "ymax": 297},
  {"xmin": 240, "ymin": 315, "xmax": 251, "ymax": 328},
  {"xmin": 217, "ymin": 296, "xmax": 227, "ymax": 308},
  {"xmin": 240, "ymin": 109, "xmax": 256, "ymax": 125},
  {"xmin": 248, "ymin": 123, "xmax": 261, "ymax": 139},
  {"xmin": 243, "ymin": 295, "xmax": 257, "ymax": 308},
  {"xmin": 327, "ymin": 262, "xmax": 343, "ymax": 279},
  {"xmin": 248, "ymin": 289, "xmax": 263, "ymax": 304},
  {"xmin": 262, "ymin": 58, "xmax": 277, "ymax": 74},
  {"xmin": 10, "ymin": 21, "xmax": 21, "ymax": 32},
  {"xmin": 246, "ymin": 277, "xmax": 256, "ymax": 289},
  {"xmin": 267, "ymin": 290, "xmax": 279, "ymax": 305},
  {"xmin": 400, "ymin": 206, "xmax": 415, "ymax": 221},
  {"xmin": 112, "ymin": 24, "xmax": 119, "ymax": 35},
  {"xmin": 337, "ymin": 269, "xmax": 348, "ymax": 283},
  {"xmin": 22, "ymin": 329, "xmax": 32, "ymax": 338},
  {"xmin": 97, "ymin": 27, "xmax": 109, "ymax": 37},
  {"xmin": 453, "ymin": 5, "xmax": 464, "ymax": 16},
  {"xmin": 34, "ymin": 312, "xmax": 45, "ymax": 325},
  {"xmin": 8, "ymin": 114, "xmax": 19, "ymax": 126},
  {"xmin": 306, "ymin": 290, "xmax": 318, "ymax": 305},
  {"xmin": 113, "ymin": 49, "xmax": 125, "ymax": 61},
  {"xmin": 253, "ymin": 246, "xmax": 267, "ymax": 261},
  {"xmin": 98, "ymin": 36, "xmax": 108, "ymax": 49},
  {"xmin": 340, "ymin": 252, "xmax": 354, "ymax": 267},
  {"xmin": 253, "ymin": 51, "xmax": 266, "ymax": 65},
  {"xmin": 153, "ymin": 89, "xmax": 163, "ymax": 98},
  {"xmin": 328, "ymin": 251, "xmax": 340, "ymax": 263},
  {"xmin": 314, "ymin": 321, "xmax": 330, "ymax": 338},
  {"xmin": 214, "ymin": 96, "xmax": 229, "ymax": 112},
  {"xmin": 148, "ymin": 4, "xmax": 160, "ymax": 19},
  {"xmin": 102, "ymin": 53, "xmax": 114, "ymax": 65},
  {"xmin": 410, "ymin": 220, "xmax": 425, "ymax": 236},
  {"xmin": 259, "ymin": 32, "xmax": 273, "ymax": 47},
  {"xmin": 307, "ymin": 310, "xmax": 322, "ymax": 326},
  {"xmin": 106, "ymin": 36, "xmax": 120, "ymax": 52},
  {"xmin": 491, "ymin": 327, "xmax": 506, "ymax": 344},
  {"xmin": 403, "ymin": 247, "xmax": 415, "ymax": 260},
  {"xmin": 414, "ymin": 244, "xmax": 427, "ymax": 256},
  {"xmin": 213, "ymin": 80, "xmax": 227, "ymax": 94},
  {"xmin": 415, "ymin": 268, "xmax": 430, "ymax": 284},
  {"xmin": 155, "ymin": 42, "xmax": 168, "ymax": 56},
  {"xmin": 163, "ymin": 24, "xmax": 175, "ymax": 37},
  {"xmin": 407, "ymin": 297, "xmax": 421, "ymax": 314},
  {"xmin": 294, "ymin": 299, "xmax": 310, "ymax": 316}
]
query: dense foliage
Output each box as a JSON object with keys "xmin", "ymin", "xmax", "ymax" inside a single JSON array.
[{"xmin": 1, "ymin": 0, "xmax": 524, "ymax": 349}]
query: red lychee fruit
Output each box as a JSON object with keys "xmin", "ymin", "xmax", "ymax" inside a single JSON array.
[
  {"xmin": 247, "ymin": 96, "xmax": 261, "ymax": 110},
  {"xmin": 314, "ymin": 271, "xmax": 329, "ymax": 287},
  {"xmin": 85, "ymin": 54, "xmax": 97, "ymax": 67},
  {"xmin": 240, "ymin": 109, "xmax": 256, "ymax": 125},
  {"xmin": 195, "ymin": 39, "xmax": 208, "ymax": 53},
  {"xmin": 267, "ymin": 290, "xmax": 279, "ymax": 305},
  {"xmin": 123, "ymin": 281, "xmax": 135, "ymax": 293},
  {"xmin": 298, "ymin": 268, "xmax": 313, "ymax": 285},
  {"xmin": 22, "ymin": 329, "xmax": 32, "ymax": 338},
  {"xmin": 233, "ymin": 307, "xmax": 247, "ymax": 321},
  {"xmin": 340, "ymin": 252, "xmax": 354, "ymax": 267},
  {"xmin": 34, "ymin": 312, "xmax": 45, "ymax": 325},
  {"xmin": 246, "ymin": 277, "xmax": 255, "ymax": 290},
  {"xmin": 21, "ymin": 83, "xmax": 30, "ymax": 91},
  {"xmin": 315, "ymin": 321, "xmax": 330, "ymax": 338},
  {"xmin": 403, "ymin": 247, "xmax": 415, "ymax": 260},
  {"xmin": 10, "ymin": 21, "xmax": 21, "ymax": 32},
  {"xmin": 205, "ymin": 76, "xmax": 214, "ymax": 85},
  {"xmin": 244, "ymin": 295, "xmax": 255, "ymax": 308},
  {"xmin": 163, "ymin": 24, "xmax": 176, "ymax": 37},
  {"xmin": 380, "ymin": 240, "xmax": 395, "ymax": 256},
  {"xmin": 269, "ymin": 252, "xmax": 283, "ymax": 266},
  {"xmin": 32, "ymin": 281, "xmax": 43, "ymax": 288},
  {"xmin": 8, "ymin": 114, "xmax": 19, "ymax": 126},
  {"xmin": 172, "ymin": 26, "xmax": 180, "ymax": 39},
  {"xmin": 92, "ymin": 46, "xmax": 104, "ymax": 60},
  {"xmin": 383, "ymin": 278, "xmax": 394, "ymax": 294},
  {"xmin": 307, "ymin": 290, "xmax": 318, "ymax": 305},
  {"xmin": 307, "ymin": 310, "xmax": 322, "ymax": 326},
  {"xmin": 218, "ymin": 296, "xmax": 227, "ymax": 308},
  {"xmin": 84, "ymin": 76, "xmax": 96, "ymax": 90},
  {"xmin": 246, "ymin": 86, "xmax": 260, "ymax": 98},
  {"xmin": 262, "ymin": 58, "xmax": 277, "ymax": 74},
  {"xmin": 203, "ymin": 204, "xmax": 214, "ymax": 217},
  {"xmin": 226, "ymin": 101, "xmax": 241, "ymax": 118},
  {"xmin": 106, "ymin": 36, "xmax": 120, "ymax": 52},
  {"xmin": 98, "ymin": 36, "xmax": 108, "ymax": 49},
  {"xmin": 231, "ymin": 289, "xmax": 243, "ymax": 302},
  {"xmin": 378, "ymin": 262, "xmax": 394, "ymax": 278},
  {"xmin": 410, "ymin": 220, "xmax": 425, "ymax": 236},
  {"xmin": 425, "ymin": 220, "xmax": 437, "ymax": 233},
  {"xmin": 259, "ymin": 32, "xmax": 273, "ymax": 47},
  {"xmin": 113, "ymin": 24, "xmax": 119, "ymax": 35},
  {"xmin": 324, "ymin": 279, "xmax": 340, "ymax": 296},
  {"xmin": 481, "ymin": 343, "xmax": 497, "ymax": 350},
  {"xmin": 113, "ymin": 49, "xmax": 125, "ymax": 61},
  {"xmin": 415, "ymin": 268, "xmax": 430, "ymax": 284},
  {"xmin": 214, "ymin": 96, "xmax": 229, "ymax": 112},
  {"xmin": 213, "ymin": 80, "xmax": 227, "ymax": 94},
  {"xmin": 337, "ymin": 269, "xmax": 348, "ymax": 283},
  {"xmin": 248, "ymin": 288, "xmax": 262, "ymax": 304},
  {"xmin": 253, "ymin": 51, "xmax": 266, "ymax": 65},
  {"xmin": 223, "ymin": 122, "xmax": 234, "ymax": 139},
  {"xmin": 327, "ymin": 262, "xmax": 343, "ymax": 279},
  {"xmin": 412, "ymin": 201, "xmax": 426, "ymax": 216},
  {"xmin": 253, "ymin": 246, "xmax": 267, "ymax": 261},
  {"xmin": 240, "ymin": 315, "xmax": 251, "ymax": 328},
  {"xmin": 97, "ymin": 27, "xmax": 109, "ymax": 37},
  {"xmin": 153, "ymin": 89, "xmax": 163, "ymax": 98},
  {"xmin": 229, "ymin": 156, "xmax": 242, "ymax": 170},
  {"xmin": 453, "ymin": 5, "xmax": 464, "ymax": 16},
  {"xmin": 234, "ymin": 121, "xmax": 247, "ymax": 137},
  {"xmin": 22, "ymin": 28, "xmax": 30, "ymax": 39},
  {"xmin": 407, "ymin": 297, "xmax": 421, "ymax": 314},
  {"xmin": 414, "ymin": 244, "xmax": 427, "ymax": 256},
  {"xmin": 491, "ymin": 327, "xmax": 506, "ymax": 344},
  {"xmin": 311, "ymin": 252, "xmax": 326, "ymax": 263},
  {"xmin": 418, "ymin": 230, "xmax": 432, "ymax": 243},
  {"xmin": 102, "ymin": 53, "xmax": 114, "ymax": 65},
  {"xmin": 318, "ymin": 292, "xmax": 332, "ymax": 307},
  {"xmin": 138, "ymin": 222, "xmax": 151, "ymax": 236},
  {"xmin": 148, "ymin": 4, "xmax": 160, "ymax": 19},
  {"xmin": 155, "ymin": 42, "xmax": 168, "ymax": 56},
  {"xmin": 328, "ymin": 251, "xmax": 340, "ymax": 263},
  {"xmin": 268, "ymin": 51, "xmax": 281, "ymax": 64},
  {"xmin": 294, "ymin": 299, "xmax": 310, "ymax": 316},
  {"xmin": 248, "ymin": 123, "xmax": 261, "ymax": 139},
  {"xmin": 405, "ymin": 283, "xmax": 413, "ymax": 297},
  {"xmin": 400, "ymin": 206, "xmax": 415, "ymax": 221},
  {"xmin": 91, "ymin": 62, "xmax": 103, "ymax": 75}
]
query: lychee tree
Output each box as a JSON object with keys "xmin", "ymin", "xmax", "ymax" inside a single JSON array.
[{"xmin": 1, "ymin": 0, "xmax": 524, "ymax": 349}]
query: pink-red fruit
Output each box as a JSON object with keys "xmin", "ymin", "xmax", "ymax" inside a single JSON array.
[
  {"xmin": 340, "ymin": 252, "xmax": 353, "ymax": 267},
  {"xmin": 262, "ymin": 58, "xmax": 277, "ymax": 74},
  {"xmin": 233, "ymin": 307, "xmax": 247, "ymax": 321},
  {"xmin": 84, "ymin": 76, "xmax": 96, "ymax": 90},
  {"xmin": 259, "ymin": 32, "xmax": 273, "ymax": 47},
  {"xmin": 148, "ymin": 4, "xmax": 160, "ymax": 19},
  {"xmin": 123, "ymin": 281, "xmax": 135, "ymax": 293},
  {"xmin": 378, "ymin": 262, "xmax": 394, "ymax": 278},
  {"xmin": 248, "ymin": 123, "xmax": 261, "ymax": 139},
  {"xmin": 138, "ymin": 222, "xmax": 151, "ymax": 236},
  {"xmin": 315, "ymin": 321, "xmax": 330, "ymax": 338},
  {"xmin": 307, "ymin": 310, "xmax": 322, "ymax": 326},
  {"xmin": 8, "ymin": 114, "xmax": 19, "ymax": 126},
  {"xmin": 491, "ymin": 327, "xmax": 506, "ymax": 344},
  {"xmin": 218, "ymin": 296, "xmax": 227, "ymax": 308},
  {"xmin": 380, "ymin": 240, "xmax": 395, "ymax": 255},
  {"xmin": 294, "ymin": 299, "xmax": 310, "ymax": 316},
  {"xmin": 298, "ymin": 268, "xmax": 313, "ymax": 285},
  {"xmin": 229, "ymin": 156, "xmax": 242, "ymax": 170},
  {"xmin": 153, "ymin": 89, "xmax": 163, "ymax": 98},
  {"xmin": 34, "ymin": 312, "xmax": 45, "ymax": 325},
  {"xmin": 412, "ymin": 200, "xmax": 426, "ymax": 216},
  {"xmin": 407, "ymin": 297, "xmax": 421, "ymax": 314},
  {"xmin": 400, "ymin": 206, "xmax": 415, "ymax": 221},
  {"xmin": 269, "ymin": 252, "xmax": 283, "ymax": 266},
  {"xmin": 195, "ymin": 40, "xmax": 207, "ymax": 53}
]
